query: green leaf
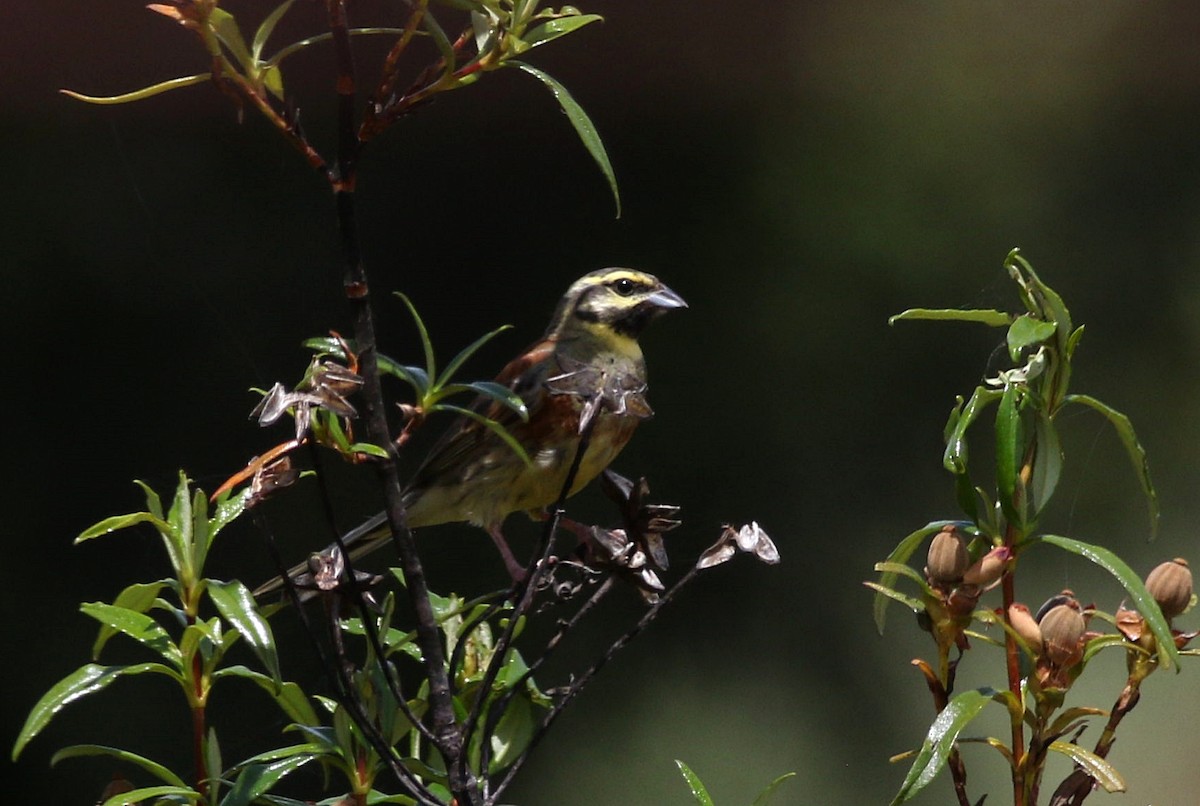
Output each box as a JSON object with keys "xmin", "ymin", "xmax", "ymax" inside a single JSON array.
[
  {"xmin": 91, "ymin": 581, "xmax": 168, "ymax": 659},
  {"xmin": 211, "ymin": 665, "xmax": 319, "ymax": 726},
  {"xmin": 434, "ymin": 324, "xmax": 514, "ymax": 389},
  {"xmin": 438, "ymin": 381, "xmax": 529, "ymax": 420},
  {"xmin": 863, "ymin": 581, "xmax": 925, "ymax": 615},
  {"xmin": 60, "ymin": 74, "xmax": 211, "ymax": 105},
  {"xmin": 81, "ymin": 602, "xmax": 181, "ymax": 666},
  {"xmin": 1064, "ymin": 393, "xmax": 1159, "ymax": 537},
  {"xmin": 212, "ymin": 487, "xmax": 250, "ymax": 541},
  {"xmin": 12, "ymin": 662, "xmax": 176, "ymax": 760},
  {"xmin": 1030, "ymin": 411, "xmax": 1063, "ymax": 514},
  {"xmin": 134, "ymin": 479, "xmax": 165, "ymax": 519},
  {"xmin": 1006, "ymin": 314, "xmax": 1058, "ymax": 362},
  {"xmin": 488, "ymin": 692, "xmax": 535, "ymax": 771},
  {"xmin": 438, "ymin": 404, "xmax": 533, "ymax": 467},
  {"xmin": 221, "ymin": 756, "xmax": 314, "ymax": 806},
  {"xmin": 252, "ymin": 0, "xmax": 297, "ymax": 62},
  {"xmin": 208, "ymin": 580, "xmax": 282, "ymax": 686},
  {"xmin": 1048, "ymin": 741, "xmax": 1126, "ymax": 793},
  {"xmin": 1033, "ymin": 535, "xmax": 1180, "ymax": 671},
  {"xmin": 192, "ymin": 486, "xmax": 213, "ymax": 572},
  {"xmin": 75, "ymin": 511, "xmax": 171, "ymax": 543},
  {"xmin": 674, "ymin": 760, "xmax": 715, "ymax": 806},
  {"xmin": 52, "ymin": 744, "xmax": 188, "ymax": 788},
  {"xmin": 752, "ymin": 771, "xmax": 798, "ymax": 806},
  {"xmin": 873, "ymin": 522, "xmax": 956, "ymax": 633},
  {"xmin": 995, "ymin": 382, "xmax": 1025, "ymax": 529},
  {"xmin": 891, "ymin": 687, "xmax": 998, "ymax": 804},
  {"xmin": 510, "ymin": 62, "xmax": 620, "ymax": 217},
  {"xmin": 211, "ymin": 8, "xmax": 254, "ymax": 73},
  {"xmin": 100, "ymin": 785, "xmax": 202, "ymax": 806},
  {"xmin": 873, "ymin": 561, "xmax": 936, "ymax": 598},
  {"xmin": 942, "ymin": 386, "xmax": 1003, "ymax": 475},
  {"xmin": 394, "ymin": 292, "xmax": 437, "ymax": 382},
  {"xmin": 888, "ymin": 308, "xmax": 1012, "ymax": 327},
  {"xmin": 521, "ymin": 14, "xmax": 603, "ymax": 50}
]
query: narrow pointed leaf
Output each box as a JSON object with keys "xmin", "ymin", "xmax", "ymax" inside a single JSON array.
[
  {"xmin": 436, "ymin": 324, "xmax": 513, "ymax": 388},
  {"xmin": 752, "ymin": 771, "xmax": 798, "ymax": 806},
  {"xmin": 81, "ymin": 602, "xmax": 181, "ymax": 666},
  {"xmin": 439, "ymin": 381, "xmax": 528, "ymax": 419},
  {"xmin": 1048, "ymin": 741, "xmax": 1126, "ymax": 793},
  {"xmin": 439, "ymin": 404, "xmax": 533, "ymax": 467},
  {"xmin": 212, "ymin": 665, "xmax": 318, "ymax": 725},
  {"xmin": 891, "ymin": 687, "xmax": 998, "ymax": 804},
  {"xmin": 889, "ymin": 308, "xmax": 1012, "ymax": 327},
  {"xmin": 943, "ymin": 386, "xmax": 1003, "ymax": 474},
  {"xmin": 208, "ymin": 580, "xmax": 282, "ymax": 685},
  {"xmin": 13, "ymin": 662, "xmax": 175, "ymax": 760},
  {"xmin": 511, "ymin": 62, "xmax": 620, "ymax": 217},
  {"xmin": 221, "ymin": 756, "xmax": 314, "ymax": 806},
  {"xmin": 1031, "ymin": 410, "xmax": 1063, "ymax": 514},
  {"xmin": 60, "ymin": 74, "xmax": 211, "ymax": 105},
  {"xmin": 995, "ymin": 383, "xmax": 1025, "ymax": 528},
  {"xmin": 75, "ymin": 511, "xmax": 171, "ymax": 543},
  {"xmin": 91, "ymin": 581, "xmax": 167, "ymax": 659},
  {"xmin": 1034, "ymin": 534, "xmax": 1179, "ymax": 671},
  {"xmin": 863, "ymin": 581, "xmax": 925, "ymax": 615},
  {"xmin": 51, "ymin": 744, "xmax": 187, "ymax": 788},
  {"xmin": 211, "ymin": 488, "xmax": 250, "ymax": 541},
  {"xmin": 133, "ymin": 479, "xmax": 164, "ymax": 519},
  {"xmin": 252, "ymin": 0, "xmax": 297, "ymax": 61},
  {"xmin": 394, "ymin": 292, "xmax": 436, "ymax": 381},
  {"xmin": 873, "ymin": 521, "xmax": 956, "ymax": 633},
  {"xmin": 211, "ymin": 8, "xmax": 254, "ymax": 73},
  {"xmin": 522, "ymin": 14, "xmax": 603, "ymax": 50},
  {"xmin": 1064, "ymin": 393, "xmax": 1158, "ymax": 536},
  {"xmin": 100, "ymin": 785, "xmax": 200, "ymax": 806},
  {"xmin": 674, "ymin": 760, "xmax": 715, "ymax": 806}
]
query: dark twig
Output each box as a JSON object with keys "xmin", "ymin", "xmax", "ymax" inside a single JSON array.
[
  {"xmin": 489, "ymin": 562, "xmax": 705, "ymax": 804},
  {"xmin": 323, "ymin": 0, "xmax": 466, "ymax": 798}
]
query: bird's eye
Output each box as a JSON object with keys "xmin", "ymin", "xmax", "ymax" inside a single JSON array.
[{"xmin": 613, "ymin": 278, "xmax": 636, "ymax": 296}]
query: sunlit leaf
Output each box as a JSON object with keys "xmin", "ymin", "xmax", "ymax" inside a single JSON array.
[
  {"xmin": 1064, "ymin": 393, "xmax": 1158, "ymax": 537},
  {"xmin": 91, "ymin": 581, "xmax": 167, "ymax": 659},
  {"xmin": 942, "ymin": 386, "xmax": 1003, "ymax": 475},
  {"xmin": 1030, "ymin": 410, "xmax": 1063, "ymax": 514},
  {"xmin": 51, "ymin": 744, "xmax": 187, "ymax": 788},
  {"xmin": 510, "ymin": 62, "xmax": 620, "ymax": 217},
  {"xmin": 81, "ymin": 602, "xmax": 181, "ymax": 667},
  {"xmin": 211, "ymin": 665, "xmax": 319, "ymax": 726},
  {"xmin": 675, "ymin": 760, "xmax": 715, "ymax": 806},
  {"xmin": 439, "ymin": 381, "xmax": 528, "ymax": 420},
  {"xmin": 1033, "ymin": 534, "xmax": 1179, "ymax": 671},
  {"xmin": 863, "ymin": 581, "xmax": 925, "ymax": 615},
  {"xmin": 891, "ymin": 687, "xmax": 998, "ymax": 804},
  {"xmin": 995, "ymin": 382, "xmax": 1025, "ymax": 529},
  {"xmin": 221, "ymin": 755, "xmax": 314, "ymax": 806},
  {"xmin": 12, "ymin": 662, "xmax": 177, "ymax": 760},
  {"xmin": 100, "ymin": 785, "xmax": 200, "ymax": 806},
  {"xmin": 435, "ymin": 324, "xmax": 513, "ymax": 388},
  {"xmin": 394, "ymin": 292, "xmax": 437, "ymax": 381},
  {"xmin": 1048, "ymin": 741, "xmax": 1126, "ymax": 793},
  {"xmin": 521, "ymin": 14, "xmax": 603, "ymax": 50},
  {"xmin": 211, "ymin": 8, "xmax": 254, "ymax": 73},
  {"xmin": 252, "ymin": 0, "xmax": 297, "ymax": 61},
  {"xmin": 208, "ymin": 580, "xmax": 282, "ymax": 686},
  {"xmin": 888, "ymin": 308, "xmax": 1012, "ymax": 327}
]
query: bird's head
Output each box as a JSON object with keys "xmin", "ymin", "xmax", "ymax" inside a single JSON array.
[{"xmin": 551, "ymin": 268, "xmax": 687, "ymax": 342}]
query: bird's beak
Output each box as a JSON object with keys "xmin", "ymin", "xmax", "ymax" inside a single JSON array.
[{"xmin": 647, "ymin": 284, "xmax": 688, "ymax": 311}]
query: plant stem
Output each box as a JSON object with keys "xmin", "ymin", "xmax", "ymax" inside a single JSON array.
[{"xmin": 323, "ymin": 1, "xmax": 468, "ymax": 799}]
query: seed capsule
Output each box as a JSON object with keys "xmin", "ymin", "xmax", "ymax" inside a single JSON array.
[
  {"xmin": 1039, "ymin": 602, "xmax": 1085, "ymax": 667},
  {"xmin": 1145, "ymin": 558, "xmax": 1193, "ymax": 621},
  {"xmin": 926, "ymin": 526, "xmax": 970, "ymax": 585}
]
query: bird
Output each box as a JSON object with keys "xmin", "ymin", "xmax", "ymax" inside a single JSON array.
[{"xmin": 256, "ymin": 267, "xmax": 685, "ymax": 596}]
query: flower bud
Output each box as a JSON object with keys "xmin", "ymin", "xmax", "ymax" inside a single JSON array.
[
  {"xmin": 926, "ymin": 526, "xmax": 970, "ymax": 585},
  {"xmin": 1145, "ymin": 558, "xmax": 1193, "ymax": 621},
  {"xmin": 1007, "ymin": 603, "xmax": 1043, "ymax": 653},
  {"xmin": 962, "ymin": 546, "xmax": 1011, "ymax": 589},
  {"xmin": 1039, "ymin": 602, "xmax": 1085, "ymax": 667}
]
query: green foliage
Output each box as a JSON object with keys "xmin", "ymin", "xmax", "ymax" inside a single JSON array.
[
  {"xmin": 871, "ymin": 250, "xmax": 1191, "ymax": 805},
  {"xmin": 674, "ymin": 760, "xmax": 796, "ymax": 806}
]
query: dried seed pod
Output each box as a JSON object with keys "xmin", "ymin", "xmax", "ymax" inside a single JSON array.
[
  {"xmin": 1145, "ymin": 558, "xmax": 1193, "ymax": 620},
  {"xmin": 1007, "ymin": 603, "xmax": 1043, "ymax": 654},
  {"xmin": 1039, "ymin": 602, "xmax": 1085, "ymax": 667},
  {"xmin": 926, "ymin": 525, "xmax": 970, "ymax": 585}
]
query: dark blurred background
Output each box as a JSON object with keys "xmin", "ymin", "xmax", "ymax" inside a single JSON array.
[{"xmin": 7, "ymin": 2, "xmax": 1200, "ymax": 803}]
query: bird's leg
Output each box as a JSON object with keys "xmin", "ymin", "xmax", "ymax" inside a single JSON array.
[{"xmin": 487, "ymin": 524, "xmax": 528, "ymax": 582}]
